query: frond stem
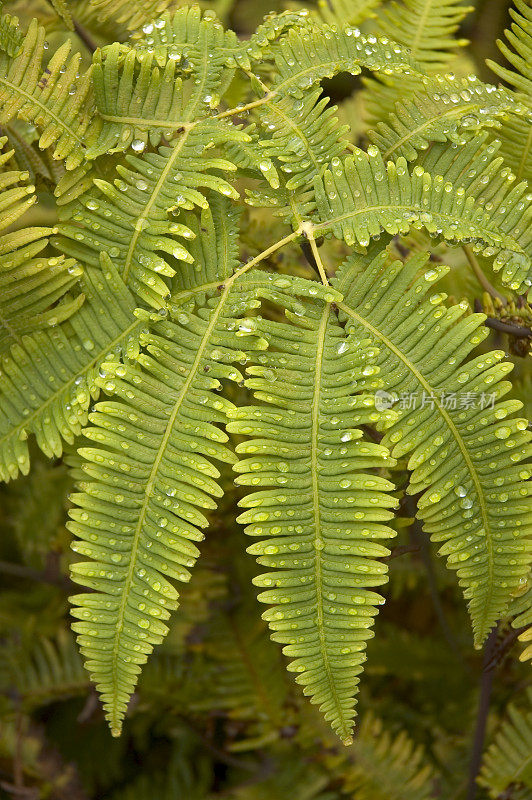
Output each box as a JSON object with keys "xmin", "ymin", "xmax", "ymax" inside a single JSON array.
[
  {"xmin": 463, "ymin": 246, "xmax": 506, "ymax": 303},
  {"xmin": 300, "ymin": 222, "xmax": 329, "ymax": 285}
]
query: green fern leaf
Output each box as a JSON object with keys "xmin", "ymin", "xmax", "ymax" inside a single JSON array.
[
  {"xmin": 367, "ymin": 75, "xmax": 521, "ymax": 162},
  {"xmin": 0, "ymin": 141, "xmax": 83, "ymax": 353},
  {"xmin": 57, "ymin": 120, "xmax": 244, "ymax": 308},
  {"xmin": 87, "ymin": 44, "xmax": 187, "ymax": 157},
  {"xmin": 48, "ymin": 0, "xmax": 74, "ymax": 30},
  {"xmin": 418, "ymin": 135, "xmax": 532, "ymax": 290},
  {"xmin": 5, "ymin": 630, "xmax": 88, "ymax": 710},
  {"xmin": 0, "ymin": 19, "xmax": 98, "ymax": 169},
  {"xmin": 338, "ymin": 713, "xmax": 434, "ymax": 800},
  {"xmin": 317, "ymin": 0, "xmax": 382, "ymax": 27},
  {"xmin": 227, "ymin": 296, "xmax": 397, "ymax": 744},
  {"xmin": 89, "ymin": 8, "xmax": 239, "ymax": 158},
  {"xmin": 375, "ymin": 0, "xmax": 473, "ymax": 70},
  {"xmin": 334, "ymin": 249, "xmax": 532, "ymax": 644},
  {"xmin": 67, "ymin": 271, "xmax": 273, "ymax": 735},
  {"xmin": 0, "ymin": 9, "xmax": 23, "ymax": 58},
  {"xmin": 487, "ymin": 0, "xmax": 532, "ymax": 183},
  {"xmin": 479, "ymin": 688, "xmax": 532, "ymax": 797},
  {"xmin": 232, "ymin": 9, "xmax": 312, "ymax": 68},
  {"xmin": 89, "ymin": 0, "xmax": 176, "ymax": 32},
  {"xmin": 0, "ymin": 256, "xmax": 142, "ymax": 480},
  {"xmin": 170, "ymin": 193, "xmax": 241, "ymax": 300},
  {"xmin": 509, "ymin": 580, "xmax": 532, "ymax": 663},
  {"xmin": 131, "ymin": 6, "xmax": 237, "ymax": 100},
  {"xmin": 311, "ymin": 144, "xmax": 532, "ymax": 291}
]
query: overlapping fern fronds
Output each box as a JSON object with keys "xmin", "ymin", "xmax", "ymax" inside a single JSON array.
[
  {"xmin": 0, "ymin": 256, "xmax": 142, "ymax": 480},
  {"xmin": 0, "ymin": 19, "xmax": 97, "ymax": 168},
  {"xmin": 312, "ymin": 141, "xmax": 532, "ymax": 291},
  {"xmin": 0, "ymin": 0, "xmax": 531, "ymax": 762}
]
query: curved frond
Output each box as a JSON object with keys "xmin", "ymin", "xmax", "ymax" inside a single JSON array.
[
  {"xmin": 0, "ymin": 255, "xmax": 142, "ymax": 480},
  {"xmin": 0, "ymin": 10, "xmax": 23, "ymax": 58},
  {"xmin": 0, "ymin": 144, "xmax": 83, "ymax": 353},
  {"xmin": 90, "ymin": 8, "xmax": 238, "ymax": 158},
  {"xmin": 228, "ymin": 297, "xmax": 397, "ymax": 744},
  {"xmin": 317, "ymin": 0, "xmax": 382, "ymax": 26},
  {"xmin": 509, "ymin": 581, "xmax": 532, "ymax": 662},
  {"xmin": 4, "ymin": 631, "xmax": 89, "ymax": 710},
  {"xmin": 479, "ymin": 688, "xmax": 532, "ymax": 797},
  {"xmin": 48, "ymin": 0, "xmax": 74, "ymax": 29},
  {"xmin": 89, "ymin": 0, "xmax": 175, "ymax": 32},
  {"xmin": 311, "ymin": 143, "xmax": 532, "ymax": 292},
  {"xmin": 245, "ymin": 24, "xmax": 420, "ymax": 212},
  {"xmin": 487, "ymin": 0, "xmax": 532, "ymax": 183},
  {"xmin": 87, "ymin": 44, "xmax": 186, "ymax": 158},
  {"xmin": 338, "ymin": 713, "xmax": 434, "ymax": 800},
  {"xmin": 171, "ymin": 193, "xmax": 241, "ymax": 299},
  {"xmin": 68, "ymin": 273, "xmax": 270, "ymax": 735},
  {"xmin": 375, "ymin": 0, "xmax": 473, "ymax": 70},
  {"xmin": 0, "ymin": 19, "xmax": 97, "ymax": 169},
  {"xmin": 487, "ymin": 0, "xmax": 532, "ymax": 96},
  {"xmin": 367, "ymin": 75, "xmax": 521, "ymax": 162},
  {"xmin": 419, "ymin": 135, "xmax": 532, "ymax": 290},
  {"xmin": 334, "ymin": 249, "xmax": 532, "ymax": 644},
  {"xmin": 57, "ymin": 121, "xmax": 244, "ymax": 308}
]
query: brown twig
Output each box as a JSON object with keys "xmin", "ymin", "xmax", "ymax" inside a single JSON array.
[{"xmin": 466, "ymin": 625, "xmax": 500, "ymax": 800}]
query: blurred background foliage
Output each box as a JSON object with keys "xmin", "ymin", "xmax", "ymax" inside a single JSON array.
[{"xmin": 0, "ymin": 0, "xmax": 531, "ymax": 798}]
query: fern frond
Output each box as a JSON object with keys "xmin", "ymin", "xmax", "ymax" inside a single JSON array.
[
  {"xmin": 487, "ymin": 0, "xmax": 532, "ymax": 184},
  {"xmin": 89, "ymin": 0, "xmax": 176, "ymax": 32},
  {"xmin": 132, "ymin": 6, "xmax": 237, "ymax": 95},
  {"xmin": 0, "ymin": 19, "xmax": 97, "ymax": 169},
  {"xmin": 268, "ymin": 23, "xmax": 419, "ymax": 95},
  {"xmin": 375, "ymin": 0, "xmax": 473, "ymax": 70},
  {"xmin": 509, "ymin": 580, "xmax": 532, "ymax": 662},
  {"xmin": 58, "ymin": 121, "xmax": 244, "ymax": 308},
  {"xmin": 487, "ymin": 0, "xmax": 532, "ymax": 96},
  {"xmin": 228, "ymin": 297, "xmax": 397, "ymax": 744},
  {"xmin": 334, "ymin": 249, "xmax": 532, "ymax": 644},
  {"xmin": 89, "ymin": 8, "xmax": 238, "ymax": 158},
  {"xmin": 418, "ymin": 135, "xmax": 532, "ymax": 290},
  {"xmin": 0, "ymin": 10, "xmax": 23, "ymax": 58},
  {"xmin": 479, "ymin": 688, "xmax": 532, "ymax": 797},
  {"xmin": 171, "ymin": 193, "xmax": 241, "ymax": 299},
  {"xmin": 246, "ymin": 25, "xmax": 419, "ymax": 211},
  {"xmin": 67, "ymin": 271, "xmax": 275, "ymax": 735},
  {"xmin": 311, "ymin": 143, "xmax": 532, "ymax": 292},
  {"xmin": 1, "ymin": 455, "xmax": 72, "ymax": 567},
  {"xmin": 0, "ymin": 142, "xmax": 83, "ymax": 353},
  {"xmin": 48, "ymin": 0, "xmax": 74, "ymax": 30},
  {"xmin": 254, "ymin": 89, "xmax": 348, "ymax": 200},
  {"xmin": 0, "ymin": 256, "xmax": 142, "ymax": 480},
  {"xmin": 317, "ymin": 0, "xmax": 382, "ymax": 26},
  {"xmin": 195, "ymin": 605, "xmax": 288, "ymax": 750},
  {"xmin": 4, "ymin": 630, "xmax": 89, "ymax": 710},
  {"xmin": 367, "ymin": 75, "xmax": 521, "ymax": 162},
  {"xmin": 233, "ymin": 9, "xmax": 312, "ymax": 68},
  {"xmin": 87, "ymin": 44, "xmax": 185, "ymax": 157},
  {"xmin": 338, "ymin": 713, "xmax": 434, "ymax": 800}
]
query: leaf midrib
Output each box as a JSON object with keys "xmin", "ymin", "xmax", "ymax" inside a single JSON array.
[
  {"xmin": 121, "ymin": 126, "xmax": 195, "ymax": 285},
  {"xmin": 309, "ymin": 305, "xmax": 353, "ymax": 743}
]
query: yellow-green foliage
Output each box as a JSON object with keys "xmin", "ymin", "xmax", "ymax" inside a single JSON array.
[{"xmin": 0, "ymin": 1, "xmax": 531, "ymax": 797}]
